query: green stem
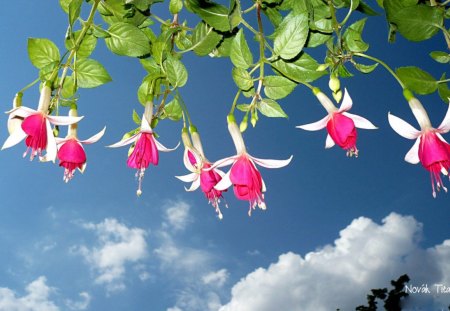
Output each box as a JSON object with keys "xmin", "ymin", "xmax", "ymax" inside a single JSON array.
[
  {"xmin": 176, "ymin": 89, "xmax": 193, "ymax": 126},
  {"xmin": 340, "ymin": 0, "xmax": 354, "ymax": 26},
  {"xmin": 438, "ymin": 78, "xmax": 450, "ymax": 84},
  {"xmin": 298, "ymin": 81, "xmax": 315, "ymax": 91},
  {"xmin": 18, "ymin": 77, "xmax": 41, "ymax": 93},
  {"xmin": 328, "ymin": 0, "xmax": 340, "ymax": 35},
  {"xmin": 229, "ymin": 90, "xmax": 242, "ymax": 115},
  {"xmin": 242, "ymin": 3, "xmax": 256, "ymax": 14},
  {"xmin": 256, "ymin": 2, "xmax": 265, "ymax": 93},
  {"xmin": 353, "ymin": 52, "xmax": 406, "ymax": 89},
  {"xmin": 441, "ymin": 0, "xmax": 450, "ymax": 5}
]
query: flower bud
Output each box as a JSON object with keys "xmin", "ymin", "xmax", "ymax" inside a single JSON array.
[
  {"xmin": 328, "ymin": 74, "xmax": 340, "ymax": 93},
  {"xmin": 240, "ymin": 114, "xmax": 248, "ymax": 132},
  {"xmin": 333, "ymin": 90, "xmax": 342, "ymax": 103},
  {"xmin": 251, "ymin": 112, "xmax": 258, "ymax": 128}
]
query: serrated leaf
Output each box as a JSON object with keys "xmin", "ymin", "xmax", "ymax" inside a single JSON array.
[
  {"xmin": 75, "ymin": 58, "xmax": 112, "ymax": 88},
  {"xmin": 185, "ymin": 0, "xmax": 231, "ymax": 32},
  {"xmin": 230, "ymin": 29, "xmax": 253, "ymax": 69},
  {"xmin": 430, "ymin": 51, "xmax": 450, "ymax": 64},
  {"xmin": 397, "ymin": 66, "xmax": 437, "ymax": 95},
  {"xmin": 343, "ymin": 18, "xmax": 369, "ymax": 53},
  {"xmin": 165, "ymin": 56, "xmax": 188, "ymax": 88},
  {"xmin": 438, "ymin": 73, "xmax": 450, "ymax": 103},
  {"xmin": 228, "ymin": 0, "xmax": 241, "ymax": 29},
  {"xmin": 105, "ymin": 22, "xmax": 151, "ymax": 57},
  {"xmin": 39, "ymin": 62, "xmax": 59, "ymax": 81},
  {"xmin": 65, "ymin": 31, "xmax": 98, "ymax": 58},
  {"xmin": 59, "ymin": 0, "xmax": 71, "ymax": 13},
  {"xmin": 263, "ymin": 76, "xmax": 296, "ymax": 100},
  {"xmin": 263, "ymin": 7, "xmax": 282, "ymax": 27},
  {"xmin": 274, "ymin": 13, "xmax": 309, "ymax": 60},
  {"xmin": 232, "ymin": 68, "xmax": 253, "ymax": 91},
  {"xmin": 98, "ymin": 0, "xmax": 148, "ymax": 26},
  {"xmin": 236, "ymin": 104, "xmax": 250, "ymax": 112},
  {"xmin": 191, "ymin": 22, "xmax": 222, "ymax": 56},
  {"xmin": 69, "ymin": 0, "xmax": 83, "ymax": 28},
  {"xmin": 258, "ymin": 98, "xmax": 288, "ymax": 118},
  {"xmin": 163, "ymin": 98, "xmax": 183, "ymax": 121},
  {"xmin": 272, "ymin": 52, "xmax": 326, "ymax": 83},
  {"xmin": 388, "ymin": 4, "xmax": 443, "ymax": 42},
  {"xmin": 140, "ymin": 58, "xmax": 160, "ymax": 74},
  {"xmin": 28, "ymin": 38, "xmax": 61, "ymax": 69},
  {"xmin": 353, "ymin": 62, "xmax": 378, "ymax": 74}
]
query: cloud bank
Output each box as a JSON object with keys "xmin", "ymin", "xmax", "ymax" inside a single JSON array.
[{"xmin": 220, "ymin": 213, "xmax": 450, "ymax": 311}]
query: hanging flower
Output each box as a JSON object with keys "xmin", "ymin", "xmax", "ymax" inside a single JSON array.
[
  {"xmin": 2, "ymin": 85, "xmax": 83, "ymax": 161},
  {"xmin": 176, "ymin": 130, "xmax": 226, "ymax": 218},
  {"xmin": 109, "ymin": 112, "xmax": 178, "ymax": 196},
  {"xmin": 7, "ymin": 93, "xmax": 24, "ymax": 135},
  {"xmin": 297, "ymin": 89, "xmax": 377, "ymax": 157},
  {"xmin": 56, "ymin": 109, "xmax": 105, "ymax": 182},
  {"xmin": 212, "ymin": 117, "xmax": 292, "ymax": 216},
  {"xmin": 388, "ymin": 96, "xmax": 450, "ymax": 197}
]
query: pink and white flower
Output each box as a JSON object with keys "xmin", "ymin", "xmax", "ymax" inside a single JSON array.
[
  {"xmin": 388, "ymin": 97, "xmax": 450, "ymax": 197},
  {"xmin": 212, "ymin": 118, "xmax": 292, "ymax": 215},
  {"xmin": 56, "ymin": 122, "xmax": 105, "ymax": 182},
  {"xmin": 109, "ymin": 113, "xmax": 178, "ymax": 196},
  {"xmin": 2, "ymin": 85, "xmax": 83, "ymax": 161},
  {"xmin": 176, "ymin": 130, "xmax": 226, "ymax": 218},
  {"xmin": 297, "ymin": 89, "xmax": 377, "ymax": 157}
]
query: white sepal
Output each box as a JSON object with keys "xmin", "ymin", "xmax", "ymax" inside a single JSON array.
[
  {"xmin": 338, "ymin": 88, "xmax": 353, "ymax": 113},
  {"xmin": 343, "ymin": 112, "xmax": 377, "ymax": 129},
  {"xmin": 43, "ymin": 119, "xmax": 57, "ymax": 162},
  {"xmin": 388, "ymin": 113, "xmax": 421, "ymax": 140},
  {"xmin": 107, "ymin": 133, "xmax": 139, "ymax": 148},
  {"xmin": 155, "ymin": 139, "xmax": 179, "ymax": 152},
  {"xmin": 175, "ymin": 172, "xmax": 198, "ymax": 183},
  {"xmin": 404, "ymin": 138, "xmax": 420, "ymax": 165},
  {"xmin": 80, "ymin": 127, "xmax": 106, "ymax": 144},
  {"xmin": 296, "ymin": 115, "xmax": 330, "ymax": 131},
  {"xmin": 47, "ymin": 115, "xmax": 84, "ymax": 126},
  {"xmin": 214, "ymin": 170, "xmax": 232, "ymax": 191},
  {"xmin": 250, "ymin": 155, "xmax": 293, "ymax": 169},
  {"xmin": 437, "ymin": 102, "xmax": 450, "ymax": 134},
  {"xmin": 1, "ymin": 127, "xmax": 27, "ymax": 150},
  {"xmin": 325, "ymin": 134, "xmax": 335, "ymax": 149},
  {"xmin": 185, "ymin": 178, "xmax": 201, "ymax": 192}
]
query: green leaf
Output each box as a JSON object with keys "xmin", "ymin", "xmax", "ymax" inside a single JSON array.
[
  {"xmin": 272, "ymin": 52, "xmax": 326, "ymax": 83},
  {"xmin": 389, "ymin": 5, "xmax": 443, "ymax": 41},
  {"xmin": 75, "ymin": 58, "xmax": 112, "ymax": 88},
  {"xmin": 69, "ymin": 0, "xmax": 83, "ymax": 28},
  {"xmin": 169, "ymin": 0, "xmax": 183, "ymax": 14},
  {"xmin": 132, "ymin": 109, "xmax": 142, "ymax": 125},
  {"xmin": 185, "ymin": 0, "xmax": 231, "ymax": 32},
  {"xmin": 228, "ymin": 0, "xmax": 242, "ymax": 29},
  {"xmin": 162, "ymin": 98, "xmax": 183, "ymax": 121},
  {"xmin": 438, "ymin": 73, "xmax": 450, "ymax": 103},
  {"xmin": 236, "ymin": 104, "xmax": 250, "ymax": 112},
  {"xmin": 353, "ymin": 62, "xmax": 378, "ymax": 74},
  {"xmin": 98, "ymin": 0, "xmax": 148, "ymax": 26},
  {"xmin": 274, "ymin": 13, "xmax": 309, "ymax": 60},
  {"xmin": 105, "ymin": 22, "xmax": 151, "ymax": 57},
  {"xmin": 343, "ymin": 18, "xmax": 369, "ymax": 53},
  {"xmin": 232, "ymin": 67, "xmax": 253, "ymax": 91},
  {"xmin": 61, "ymin": 76, "xmax": 77, "ymax": 98},
  {"xmin": 263, "ymin": 76, "xmax": 296, "ymax": 100},
  {"xmin": 28, "ymin": 38, "xmax": 61, "ymax": 69},
  {"xmin": 257, "ymin": 98, "xmax": 288, "ymax": 118},
  {"xmin": 230, "ymin": 29, "xmax": 253, "ymax": 69},
  {"xmin": 59, "ymin": 0, "xmax": 71, "ymax": 13},
  {"xmin": 39, "ymin": 62, "xmax": 59, "ymax": 81},
  {"xmin": 430, "ymin": 51, "xmax": 450, "ymax": 64},
  {"xmin": 191, "ymin": 22, "xmax": 222, "ymax": 56},
  {"xmin": 263, "ymin": 7, "xmax": 283, "ymax": 27},
  {"xmin": 396, "ymin": 66, "xmax": 437, "ymax": 95},
  {"xmin": 165, "ymin": 56, "xmax": 188, "ymax": 88},
  {"xmin": 140, "ymin": 58, "xmax": 160, "ymax": 74},
  {"xmin": 65, "ymin": 31, "xmax": 98, "ymax": 58}
]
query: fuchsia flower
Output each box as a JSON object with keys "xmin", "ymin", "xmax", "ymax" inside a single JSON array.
[
  {"xmin": 297, "ymin": 89, "xmax": 377, "ymax": 156},
  {"xmin": 388, "ymin": 97, "xmax": 450, "ymax": 197},
  {"xmin": 212, "ymin": 118, "xmax": 292, "ymax": 215},
  {"xmin": 176, "ymin": 130, "xmax": 226, "ymax": 218},
  {"xmin": 56, "ymin": 127, "xmax": 106, "ymax": 182},
  {"xmin": 109, "ymin": 114, "xmax": 177, "ymax": 196},
  {"xmin": 2, "ymin": 85, "xmax": 83, "ymax": 161}
]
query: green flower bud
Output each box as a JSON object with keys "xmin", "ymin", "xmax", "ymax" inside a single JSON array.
[
  {"xmin": 333, "ymin": 90, "xmax": 343, "ymax": 103},
  {"xmin": 328, "ymin": 74, "xmax": 340, "ymax": 93},
  {"xmin": 240, "ymin": 114, "xmax": 248, "ymax": 132}
]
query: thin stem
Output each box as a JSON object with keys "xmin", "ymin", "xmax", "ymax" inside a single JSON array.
[
  {"xmin": 256, "ymin": 2, "xmax": 265, "ymax": 93},
  {"xmin": 353, "ymin": 52, "xmax": 406, "ymax": 89},
  {"xmin": 438, "ymin": 78, "xmax": 450, "ymax": 84},
  {"xmin": 242, "ymin": 3, "xmax": 256, "ymax": 14},
  {"xmin": 340, "ymin": 0, "xmax": 354, "ymax": 26},
  {"xmin": 441, "ymin": 0, "xmax": 450, "ymax": 5},
  {"xmin": 298, "ymin": 81, "xmax": 315, "ymax": 91},
  {"xmin": 176, "ymin": 89, "xmax": 193, "ymax": 126},
  {"xmin": 328, "ymin": 0, "xmax": 340, "ymax": 35},
  {"xmin": 18, "ymin": 77, "xmax": 41, "ymax": 93},
  {"xmin": 229, "ymin": 90, "xmax": 242, "ymax": 115}
]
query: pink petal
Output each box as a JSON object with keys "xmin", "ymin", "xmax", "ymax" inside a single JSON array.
[
  {"xmin": 343, "ymin": 112, "xmax": 377, "ymax": 129},
  {"xmin": 57, "ymin": 139, "xmax": 86, "ymax": 166},
  {"xmin": 250, "ymin": 155, "xmax": 293, "ymax": 169},
  {"xmin": 388, "ymin": 113, "xmax": 421, "ymax": 140},
  {"xmin": 79, "ymin": 127, "xmax": 106, "ymax": 144},
  {"xmin": 326, "ymin": 113, "xmax": 357, "ymax": 150},
  {"xmin": 296, "ymin": 115, "xmax": 330, "ymax": 131},
  {"xmin": 404, "ymin": 138, "xmax": 420, "ymax": 164},
  {"xmin": 338, "ymin": 88, "xmax": 353, "ymax": 112}
]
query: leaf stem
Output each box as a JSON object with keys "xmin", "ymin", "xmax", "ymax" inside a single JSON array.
[
  {"xmin": 242, "ymin": 3, "xmax": 256, "ymax": 14},
  {"xmin": 18, "ymin": 77, "xmax": 41, "ymax": 94},
  {"xmin": 256, "ymin": 2, "xmax": 265, "ymax": 93},
  {"xmin": 438, "ymin": 78, "xmax": 450, "ymax": 84},
  {"xmin": 229, "ymin": 90, "xmax": 242, "ymax": 115},
  {"xmin": 340, "ymin": 0, "xmax": 354, "ymax": 26},
  {"xmin": 353, "ymin": 52, "xmax": 406, "ymax": 89}
]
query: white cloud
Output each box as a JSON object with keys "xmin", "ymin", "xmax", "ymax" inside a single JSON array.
[
  {"xmin": 162, "ymin": 200, "xmax": 192, "ymax": 231},
  {"xmin": 0, "ymin": 276, "xmax": 59, "ymax": 311},
  {"xmin": 65, "ymin": 292, "xmax": 91, "ymax": 311},
  {"xmin": 76, "ymin": 218, "xmax": 148, "ymax": 292},
  {"xmin": 220, "ymin": 213, "xmax": 450, "ymax": 311},
  {"xmin": 202, "ymin": 269, "xmax": 229, "ymax": 288}
]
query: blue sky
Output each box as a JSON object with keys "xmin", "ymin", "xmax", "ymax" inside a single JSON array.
[{"xmin": 0, "ymin": 1, "xmax": 449, "ymax": 311}]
